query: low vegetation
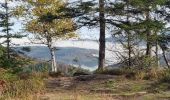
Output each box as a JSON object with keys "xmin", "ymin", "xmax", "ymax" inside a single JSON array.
[
  {"xmin": 0, "ymin": 68, "xmax": 45, "ymax": 100},
  {"xmin": 0, "ymin": 61, "xmax": 170, "ymax": 100}
]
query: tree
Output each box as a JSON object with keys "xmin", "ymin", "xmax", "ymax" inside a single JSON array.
[
  {"xmin": 158, "ymin": 33, "xmax": 170, "ymax": 68},
  {"xmin": 66, "ymin": 0, "xmax": 106, "ymax": 71},
  {"xmin": 0, "ymin": 0, "xmax": 23, "ymax": 60},
  {"xmin": 105, "ymin": 0, "xmax": 166, "ymax": 68},
  {"xmin": 104, "ymin": 0, "xmax": 141, "ymax": 67},
  {"xmin": 98, "ymin": 0, "xmax": 106, "ymax": 70},
  {"xmin": 25, "ymin": 0, "xmax": 76, "ymax": 72},
  {"xmin": 129, "ymin": 0, "xmax": 166, "ymax": 56},
  {"xmin": 0, "ymin": 0, "xmax": 14, "ymax": 59}
]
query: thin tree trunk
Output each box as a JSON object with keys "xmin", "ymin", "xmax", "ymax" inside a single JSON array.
[
  {"xmin": 50, "ymin": 47, "xmax": 57, "ymax": 72},
  {"xmin": 5, "ymin": 0, "xmax": 10, "ymax": 59},
  {"xmin": 98, "ymin": 0, "xmax": 106, "ymax": 71},
  {"xmin": 146, "ymin": 10, "xmax": 151, "ymax": 57},
  {"xmin": 146, "ymin": 33, "xmax": 151, "ymax": 56},
  {"xmin": 162, "ymin": 50, "xmax": 170, "ymax": 68},
  {"xmin": 126, "ymin": 0, "xmax": 131, "ymax": 67},
  {"xmin": 127, "ymin": 32, "xmax": 131, "ymax": 66},
  {"xmin": 156, "ymin": 39, "xmax": 159, "ymax": 67}
]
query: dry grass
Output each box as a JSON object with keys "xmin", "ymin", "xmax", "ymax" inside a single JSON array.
[
  {"xmin": 0, "ymin": 72, "xmax": 45, "ymax": 100},
  {"xmin": 39, "ymin": 90, "xmax": 170, "ymax": 100},
  {"xmin": 44, "ymin": 92, "xmax": 115, "ymax": 100},
  {"xmin": 1, "ymin": 68, "xmax": 170, "ymax": 100},
  {"xmin": 44, "ymin": 74, "xmax": 170, "ymax": 100}
]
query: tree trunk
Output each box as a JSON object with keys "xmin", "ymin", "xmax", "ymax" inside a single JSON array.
[
  {"xmin": 98, "ymin": 0, "xmax": 106, "ymax": 71},
  {"xmin": 146, "ymin": 10, "xmax": 152, "ymax": 57},
  {"xmin": 127, "ymin": 32, "xmax": 131, "ymax": 66},
  {"xmin": 146, "ymin": 33, "xmax": 151, "ymax": 56},
  {"xmin": 126, "ymin": 0, "xmax": 131, "ymax": 67},
  {"xmin": 156, "ymin": 38, "xmax": 159, "ymax": 67},
  {"xmin": 162, "ymin": 50, "xmax": 170, "ymax": 68},
  {"xmin": 49, "ymin": 47, "xmax": 57, "ymax": 72},
  {"xmin": 5, "ymin": 0, "xmax": 10, "ymax": 59}
]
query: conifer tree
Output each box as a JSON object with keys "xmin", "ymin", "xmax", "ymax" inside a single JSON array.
[
  {"xmin": 107, "ymin": 0, "xmax": 166, "ymax": 67},
  {"xmin": 0, "ymin": 0, "xmax": 23, "ymax": 59},
  {"xmin": 66, "ymin": 0, "xmax": 106, "ymax": 71}
]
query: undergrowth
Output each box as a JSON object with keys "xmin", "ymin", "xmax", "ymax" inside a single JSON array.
[{"xmin": 0, "ymin": 68, "xmax": 45, "ymax": 100}]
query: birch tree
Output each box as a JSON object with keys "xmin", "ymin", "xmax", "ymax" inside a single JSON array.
[{"xmin": 25, "ymin": 0, "xmax": 76, "ymax": 72}]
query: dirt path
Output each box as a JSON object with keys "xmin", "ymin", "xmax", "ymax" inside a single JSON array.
[
  {"xmin": 38, "ymin": 74, "xmax": 170, "ymax": 100},
  {"xmin": 43, "ymin": 75, "xmax": 119, "ymax": 100},
  {"xmin": 46, "ymin": 75, "xmax": 117, "ymax": 91}
]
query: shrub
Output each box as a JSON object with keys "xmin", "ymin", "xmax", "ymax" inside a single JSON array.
[
  {"xmin": 73, "ymin": 67, "xmax": 91, "ymax": 76},
  {"xmin": 132, "ymin": 67, "xmax": 163, "ymax": 80},
  {"xmin": 25, "ymin": 62, "xmax": 50, "ymax": 73},
  {"xmin": 159, "ymin": 69, "xmax": 170, "ymax": 83},
  {"xmin": 94, "ymin": 68, "xmax": 135, "ymax": 77},
  {"xmin": 94, "ymin": 67, "xmax": 165, "ymax": 81},
  {"xmin": 3, "ymin": 77, "xmax": 45, "ymax": 99},
  {"xmin": 138, "ymin": 56, "xmax": 157, "ymax": 69},
  {"xmin": 49, "ymin": 71, "xmax": 65, "ymax": 77},
  {"xmin": 0, "ymin": 69, "xmax": 18, "ymax": 82},
  {"xmin": 0, "ymin": 69, "xmax": 45, "ymax": 99}
]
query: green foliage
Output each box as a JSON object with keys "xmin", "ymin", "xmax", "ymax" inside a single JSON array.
[
  {"xmin": 72, "ymin": 67, "xmax": 91, "ymax": 76},
  {"xmin": 25, "ymin": 0, "xmax": 76, "ymax": 40},
  {"xmin": 0, "ymin": 68, "xmax": 18, "ymax": 82},
  {"xmin": 0, "ymin": 51, "xmax": 31, "ymax": 74},
  {"xmin": 129, "ymin": 0, "xmax": 166, "ymax": 9},
  {"xmin": 138, "ymin": 56, "xmax": 157, "ymax": 69},
  {"xmin": 0, "ymin": 0, "xmax": 25, "ymax": 47},
  {"xmin": 94, "ymin": 68, "xmax": 136, "ymax": 78},
  {"xmin": 24, "ymin": 62, "xmax": 50, "ymax": 73},
  {"xmin": 94, "ymin": 68, "xmax": 133, "ymax": 76}
]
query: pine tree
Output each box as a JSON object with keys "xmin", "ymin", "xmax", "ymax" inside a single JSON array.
[
  {"xmin": 0, "ymin": 0, "xmax": 23, "ymax": 60},
  {"xmin": 0, "ymin": 0, "xmax": 13, "ymax": 59},
  {"xmin": 129, "ymin": 0, "xmax": 166, "ymax": 56},
  {"xmin": 98, "ymin": 0, "xmax": 106, "ymax": 70},
  {"xmin": 65, "ymin": 0, "xmax": 106, "ymax": 71},
  {"xmin": 106, "ymin": 0, "xmax": 166, "ymax": 67}
]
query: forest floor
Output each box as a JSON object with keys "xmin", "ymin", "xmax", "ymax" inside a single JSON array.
[{"xmin": 38, "ymin": 74, "xmax": 170, "ymax": 100}]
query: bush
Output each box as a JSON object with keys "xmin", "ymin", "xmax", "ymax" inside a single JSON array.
[
  {"xmin": 73, "ymin": 67, "xmax": 91, "ymax": 76},
  {"xmin": 137, "ymin": 56, "xmax": 157, "ymax": 69},
  {"xmin": 49, "ymin": 71, "xmax": 65, "ymax": 77},
  {"xmin": 94, "ymin": 68, "xmax": 135, "ymax": 76},
  {"xmin": 147, "ymin": 69, "xmax": 170, "ymax": 93},
  {"xmin": 3, "ymin": 78, "xmax": 44, "ymax": 99},
  {"xmin": 0, "ymin": 69, "xmax": 18, "ymax": 82},
  {"xmin": 131, "ymin": 67, "xmax": 164, "ymax": 80},
  {"xmin": 94, "ymin": 67, "xmax": 165, "ymax": 81},
  {"xmin": 159, "ymin": 69, "xmax": 170, "ymax": 83},
  {"xmin": 0, "ymin": 69, "xmax": 45, "ymax": 99},
  {"xmin": 24, "ymin": 62, "xmax": 50, "ymax": 73}
]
